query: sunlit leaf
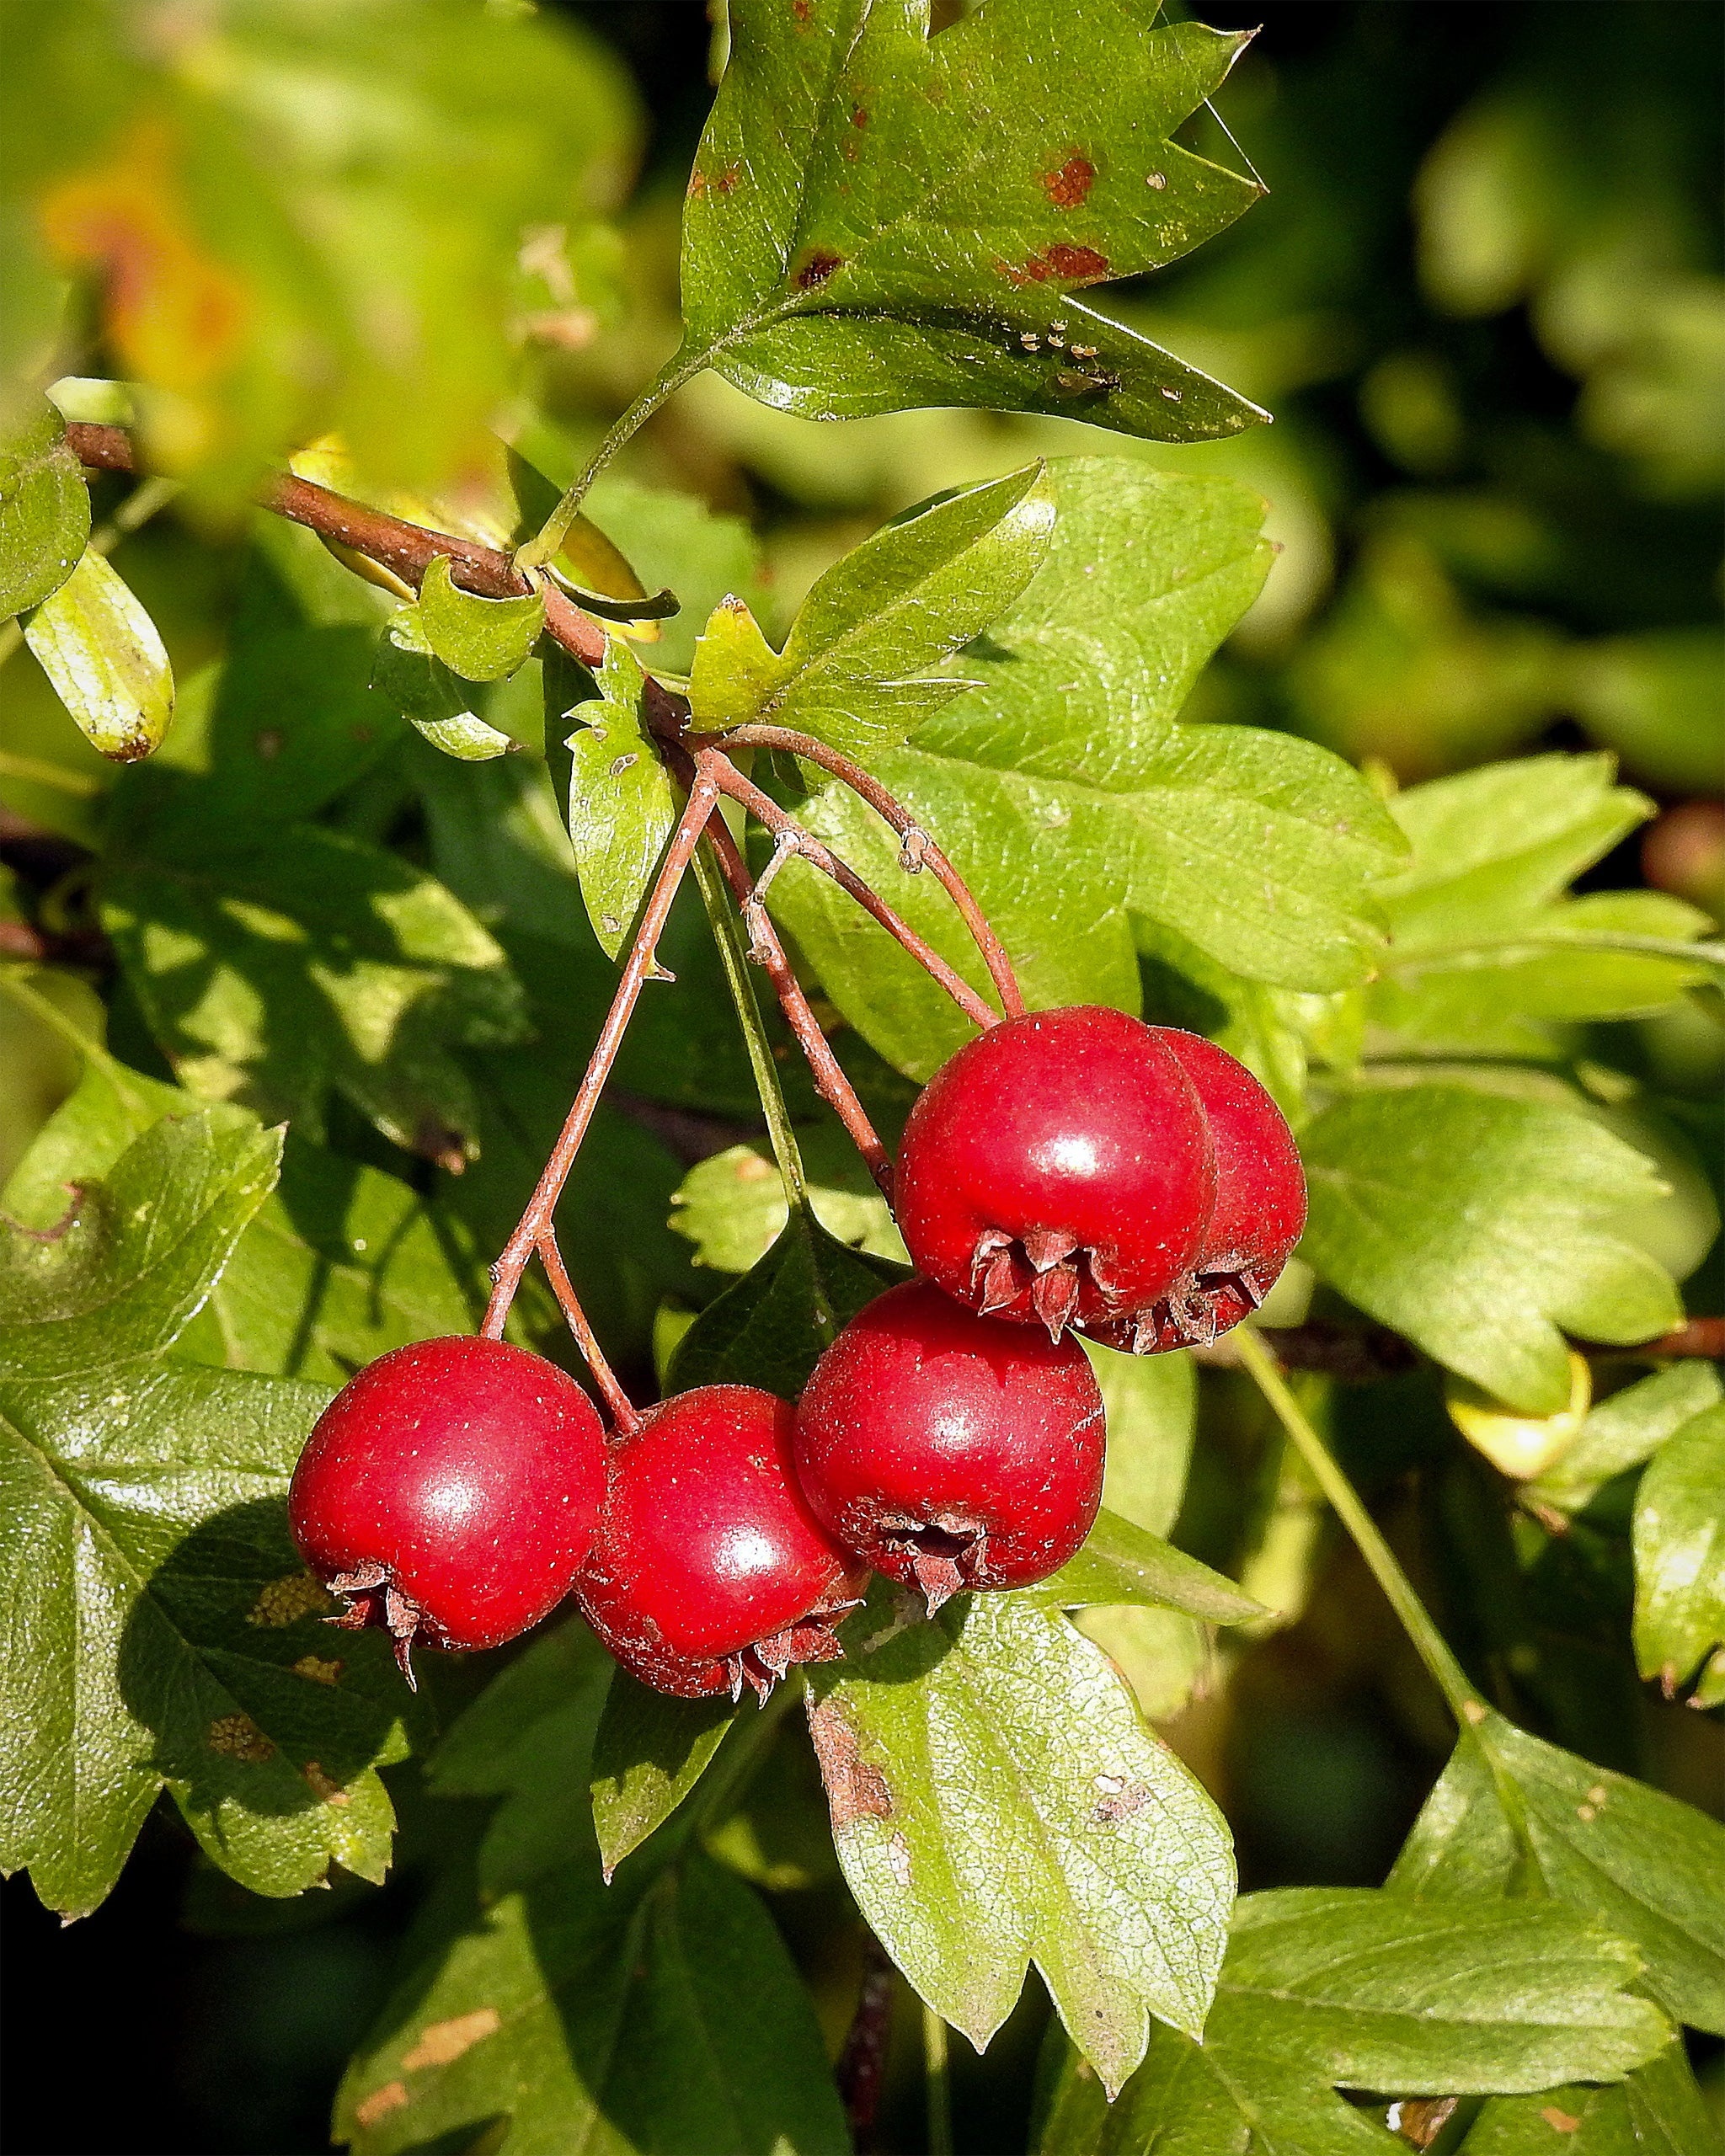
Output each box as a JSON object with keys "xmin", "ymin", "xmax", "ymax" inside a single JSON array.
[
  {"xmin": 417, "ymin": 555, "xmax": 544, "ymax": 686},
  {"xmin": 0, "ymin": 1117, "xmax": 412, "ymax": 1916},
  {"xmin": 1300, "ymin": 1085, "xmax": 1680, "ymax": 1413},
  {"xmin": 563, "ymin": 638, "xmax": 679, "ymax": 959},
  {"xmin": 688, "ymin": 464, "xmax": 1055, "ymax": 760},
  {"xmin": 23, "ymin": 548, "xmax": 174, "ymax": 761},
  {"xmin": 683, "ymin": 0, "xmax": 1267, "ymax": 442},
  {"xmin": 0, "ymin": 391, "xmax": 88, "ymax": 618},
  {"xmin": 808, "ymin": 1585, "xmax": 1234, "ymax": 2094},
  {"xmin": 1633, "ymin": 1402, "xmax": 1725, "ymax": 1707}
]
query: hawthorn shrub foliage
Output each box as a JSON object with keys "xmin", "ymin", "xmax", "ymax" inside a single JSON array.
[{"xmin": 2, "ymin": 4, "xmax": 1723, "ymax": 2153}]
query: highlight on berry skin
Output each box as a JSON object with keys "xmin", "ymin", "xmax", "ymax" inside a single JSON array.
[
  {"xmin": 287, "ymin": 1336, "xmax": 608, "ymax": 1688},
  {"xmin": 794, "ymin": 1280, "xmax": 1107, "ymax": 1614},
  {"xmin": 574, "ymin": 1384, "xmax": 868, "ymax": 1703},
  {"xmin": 892, "ymin": 1005, "xmax": 1305, "ymax": 1356}
]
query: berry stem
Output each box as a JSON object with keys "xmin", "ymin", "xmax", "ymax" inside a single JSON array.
[
  {"xmin": 707, "ymin": 755, "xmax": 1000, "ymax": 1033},
  {"xmin": 479, "ymin": 766, "xmax": 720, "ymax": 1344},
  {"xmin": 536, "ymin": 1230, "xmax": 641, "ymax": 1434},
  {"xmin": 923, "ymin": 2003, "xmax": 954, "ymax": 2156},
  {"xmin": 689, "ymin": 839, "xmax": 814, "ymax": 1219},
  {"xmin": 1234, "ymin": 1326, "xmax": 1485, "ymax": 1727},
  {"xmin": 695, "ymin": 722, "xmax": 1025, "ymax": 1021},
  {"xmin": 692, "ymin": 767, "xmax": 894, "ymax": 1198}
]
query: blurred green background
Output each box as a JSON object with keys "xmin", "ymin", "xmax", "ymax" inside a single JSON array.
[{"xmin": 2, "ymin": 3, "xmax": 1720, "ymax": 2149}]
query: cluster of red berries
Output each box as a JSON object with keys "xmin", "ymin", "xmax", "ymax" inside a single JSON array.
[{"xmin": 288, "ymin": 1009, "xmax": 1304, "ymax": 1700}]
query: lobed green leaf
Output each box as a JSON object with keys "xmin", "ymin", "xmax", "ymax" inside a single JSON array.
[
  {"xmin": 1300, "ymin": 1085, "xmax": 1681, "ymax": 1413},
  {"xmin": 683, "ymin": 0, "xmax": 1267, "ymax": 443},
  {"xmin": 807, "ymin": 1586, "xmax": 1235, "ymax": 2095},
  {"xmin": 562, "ymin": 639, "xmax": 680, "ymax": 959}
]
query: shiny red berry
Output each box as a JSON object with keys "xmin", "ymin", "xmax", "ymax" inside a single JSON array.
[
  {"xmin": 794, "ymin": 1280, "xmax": 1106, "ymax": 1612},
  {"xmin": 1091, "ymin": 1030, "xmax": 1306, "ymax": 1354},
  {"xmin": 288, "ymin": 1335, "xmax": 607, "ymax": 1685},
  {"xmin": 892, "ymin": 1006, "xmax": 1217, "ymax": 1338},
  {"xmin": 577, "ymin": 1385, "xmax": 867, "ymax": 1702}
]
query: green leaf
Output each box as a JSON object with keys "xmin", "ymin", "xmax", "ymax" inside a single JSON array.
[
  {"xmin": 344, "ymin": 1625, "xmax": 846, "ymax": 2156},
  {"xmin": 429, "ymin": 1620, "xmax": 616, "ymax": 1898},
  {"xmin": 23, "ymin": 548, "xmax": 174, "ymax": 761},
  {"xmin": 1071, "ymin": 1345, "xmax": 1210, "ymax": 1723},
  {"xmin": 339, "ymin": 1846, "xmax": 849, "ymax": 2156},
  {"xmin": 13, "ymin": 2, "xmax": 641, "ymax": 497},
  {"xmin": 1457, "ymin": 2037, "xmax": 1722, "ymax": 2156},
  {"xmin": 1300, "ymin": 1085, "xmax": 1681, "ymax": 1413},
  {"xmin": 0, "ymin": 1112, "xmax": 280, "ymax": 1382},
  {"xmin": 1369, "ymin": 755, "xmax": 1712, "ymax": 1054},
  {"xmin": 417, "ymin": 554, "xmax": 544, "ymax": 685},
  {"xmin": 766, "ymin": 461, "xmax": 1402, "ymax": 1076},
  {"xmin": 670, "ymin": 1125, "xmax": 905, "ymax": 1275},
  {"xmin": 1039, "ymin": 1889, "xmax": 1670, "ymax": 2156},
  {"xmin": 1528, "ymin": 1361, "xmax": 1723, "ymax": 1517},
  {"xmin": 142, "ymin": 627, "xmax": 408, "ymax": 827},
  {"xmin": 371, "ymin": 613, "xmax": 514, "ymax": 763},
  {"xmin": 1633, "ymin": 1402, "xmax": 1725, "ymax": 1707},
  {"xmin": 669, "ymin": 1209, "xmax": 905, "ymax": 1397},
  {"xmin": 563, "ymin": 638, "xmax": 680, "ymax": 958},
  {"xmin": 590, "ymin": 1669, "xmax": 740, "ymax": 1881},
  {"xmin": 1021, "ymin": 1508, "xmax": 1263, "ymax": 1625},
  {"xmin": 1390, "ymin": 1708, "xmax": 1725, "ymax": 2035},
  {"xmin": 688, "ymin": 465, "xmax": 1056, "ymax": 760},
  {"xmin": 577, "ymin": 472, "xmax": 772, "ymax": 677},
  {"xmin": 1087, "ymin": 1340, "xmax": 1197, "ymax": 1541},
  {"xmin": 0, "ymin": 391, "xmax": 88, "ymax": 618},
  {"xmin": 4, "ymin": 1059, "xmax": 484, "ymax": 1383},
  {"xmin": 101, "ymin": 819, "xmax": 530, "ymax": 1163},
  {"xmin": 807, "ymin": 1585, "xmax": 1234, "ymax": 2095},
  {"xmin": 0, "ymin": 1120, "xmax": 412, "ymax": 1916},
  {"xmin": 683, "ymin": 0, "xmax": 1267, "ymax": 444}
]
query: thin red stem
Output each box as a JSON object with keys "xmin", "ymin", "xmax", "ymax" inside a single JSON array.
[
  {"xmin": 695, "ymin": 787, "xmax": 894, "ymax": 1199},
  {"xmin": 708, "ymin": 760, "xmax": 1000, "ymax": 1034},
  {"xmin": 479, "ymin": 769, "xmax": 720, "ymax": 1342},
  {"xmin": 537, "ymin": 1230, "xmax": 641, "ymax": 1434},
  {"xmin": 696, "ymin": 723, "xmax": 1024, "ymax": 1021}
]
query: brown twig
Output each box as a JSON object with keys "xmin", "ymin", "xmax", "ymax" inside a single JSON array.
[
  {"xmin": 1611, "ymin": 1316, "xmax": 1725, "ymax": 1362},
  {"xmin": 478, "ymin": 769, "xmax": 721, "ymax": 1349},
  {"xmin": 708, "ymin": 758, "xmax": 1000, "ymax": 1033},
  {"xmin": 697, "ymin": 722, "xmax": 1025, "ymax": 1021},
  {"xmin": 67, "ymin": 422, "xmax": 610, "ymax": 670}
]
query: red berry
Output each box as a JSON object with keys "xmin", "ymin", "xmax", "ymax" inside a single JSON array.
[
  {"xmin": 892, "ymin": 1006, "xmax": 1216, "ymax": 1338},
  {"xmin": 288, "ymin": 1335, "xmax": 606, "ymax": 1684},
  {"xmin": 1091, "ymin": 1030, "xmax": 1306, "ymax": 1353},
  {"xmin": 577, "ymin": 1385, "xmax": 866, "ymax": 1701},
  {"xmin": 794, "ymin": 1280, "xmax": 1105, "ymax": 1612}
]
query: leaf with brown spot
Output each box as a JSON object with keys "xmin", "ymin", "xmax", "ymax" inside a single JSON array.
[
  {"xmin": 807, "ymin": 1583, "xmax": 1233, "ymax": 2095},
  {"xmin": 682, "ymin": 0, "xmax": 1267, "ymax": 442},
  {"xmin": 0, "ymin": 1118, "xmax": 416, "ymax": 1918}
]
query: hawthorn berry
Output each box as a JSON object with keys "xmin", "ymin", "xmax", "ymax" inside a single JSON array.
[
  {"xmin": 288, "ymin": 1335, "xmax": 607, "ymax": 1685},
  {"xmin": 794, "ymin": 1280, "xmax": 1106, "ymax": 1611},
  {"xmin": 891, "ymin": 1005, "xmax": 1217, "ymax": 1339},
  {"xmin": 1090, "ymin": 1029, "xmax": 1306, "ymax": 1353},
  {"xmin": 576, "ymin": 1385, "xmax": 867, "ymax": 1701}
]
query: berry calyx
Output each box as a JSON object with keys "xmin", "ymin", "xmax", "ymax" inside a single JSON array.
[
  {"xmin": 288, "ymin": 1335, "xmax": 607, "ymax": 1686},
  {"xmin": 794, "ymin": 1280, "xmax": 1106, "ymax": 1611},
  {"xmin": 891, "ymin": 1006, "xmax": 1216, "ymax": 1339},
  {"xmin": 576, "ymin": 1385, "xmax": 867, "ymax": 1701},
  {"xmin": 1090, "ymin": 1029, "xmax": 1306, "ymax": 1353}
]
